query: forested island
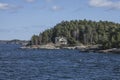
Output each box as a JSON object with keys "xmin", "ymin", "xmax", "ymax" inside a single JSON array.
[{"xmin": 25, "ymin": 19, "xmax": 120, "ymax": 53}]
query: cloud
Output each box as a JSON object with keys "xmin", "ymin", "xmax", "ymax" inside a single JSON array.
[
  {"xmin": 51, "ymin": 5, "xmax": 62, "ymax": 11},
  {"xmin": 0, "ymin": 2, "xmax": 23, "ymax": 12},
  {"xmin": 89, "ymin": 0, "xmax": 120, "ymax": 10},
  {"xmin": 25, "ymin": 0, "xmax": 36, "ymax": 3},
  {"xmin": 0, "ymin": 3, "xmax": 10, "ymax": 10},
  {"xmin": 0, "ymin": 3, "xmax": 23, "ymax": 10}
]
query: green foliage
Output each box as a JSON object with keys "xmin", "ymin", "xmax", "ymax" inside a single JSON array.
[
  {"xmin": 30, "ymin": 35, "xmax": 39, "ymax": 45},
  {"xmin": 29, "ymin": 19, "xmax": 120, "ymax": 49},
  {"xmin": 67, "ymin": 37, "xmax": 78, "ymax": 45}
]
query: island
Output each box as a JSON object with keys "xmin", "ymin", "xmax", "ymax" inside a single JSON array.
[{"xmin": 22, "ymin": 19, "xmax": 120, "ymax": 53}]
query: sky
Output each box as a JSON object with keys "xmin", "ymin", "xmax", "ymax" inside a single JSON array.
[{"xmin": 0, "ymin": 0, "xmax": 120, "ymax": 40}]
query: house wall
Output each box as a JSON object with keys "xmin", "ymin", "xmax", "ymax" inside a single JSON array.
[{"xmin": 55, "ymin": 37, "xmax": 67, "ymax": 45}]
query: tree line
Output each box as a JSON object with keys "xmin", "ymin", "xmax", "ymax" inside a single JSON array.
[{"xmin": 28, "ymin": 19, "xmax": 120, "ymax": 49}]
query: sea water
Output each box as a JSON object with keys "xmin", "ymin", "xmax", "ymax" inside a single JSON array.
[{"xmin": 0, "ymin": 44, "xmax": 120, "ymax": 80}]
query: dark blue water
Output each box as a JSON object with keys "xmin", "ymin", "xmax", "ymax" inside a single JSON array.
[{"xmin": 0, "ymin": 44, "xmax": 120, "ymax": 80}]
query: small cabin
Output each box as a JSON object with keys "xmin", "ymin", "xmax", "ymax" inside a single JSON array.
[{"xmin": 55, "ymin": 37, "xmax": 67, "ymax": 45}]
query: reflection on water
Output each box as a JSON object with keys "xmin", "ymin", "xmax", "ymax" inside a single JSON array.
[{"xmin": 0, "ymin": 44, "xmax": 120, "ymax": 80}]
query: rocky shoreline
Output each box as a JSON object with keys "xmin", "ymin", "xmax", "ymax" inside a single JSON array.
[
  {"xmin": 78, "ymin": 48, "xmax": 120, "ymax": 53},
  {"xmin": 20, "ymin": 44, "xmax": 120, "ymax": 54}
]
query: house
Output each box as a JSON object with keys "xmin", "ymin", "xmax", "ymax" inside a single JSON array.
[{"xmin": 55, "ymin": 37, "xmax": 67, "ymax": 45}]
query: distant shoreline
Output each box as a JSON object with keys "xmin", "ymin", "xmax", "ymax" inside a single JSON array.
[{"xmin": 0, "ymin": 40, "xmax": 29, "ymax": 46}]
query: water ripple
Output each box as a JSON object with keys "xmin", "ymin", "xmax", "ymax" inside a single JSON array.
[{"xmin": 0, "ymin": 44, "xmax": 120, "ymax": 80}]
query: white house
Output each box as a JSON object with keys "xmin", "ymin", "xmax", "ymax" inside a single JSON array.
[{"xmin": 55, "ymin": 37, "xmax": 67, "ymax": 45}]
